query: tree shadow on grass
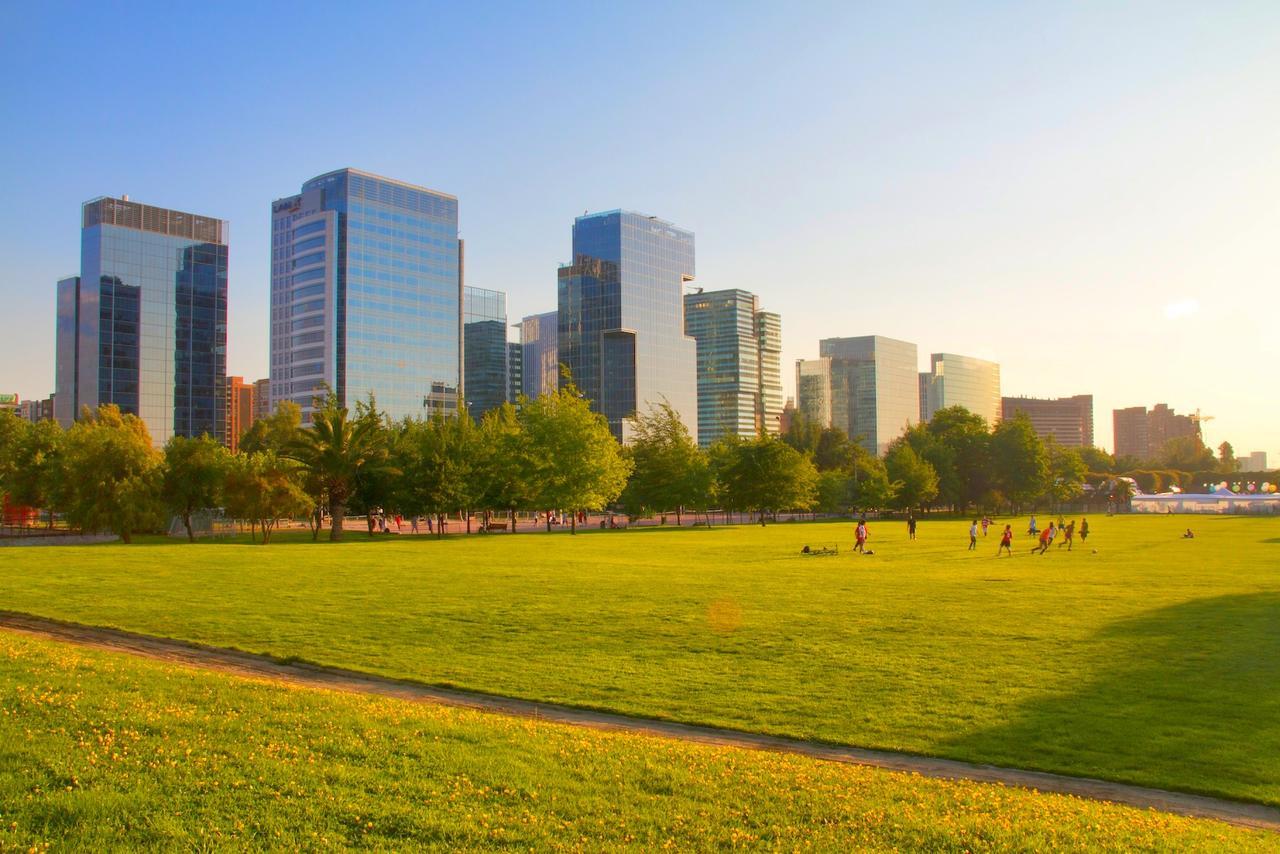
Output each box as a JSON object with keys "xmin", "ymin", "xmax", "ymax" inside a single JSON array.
[{"xmin": 941, "ymin": 593, "xmax": 1280, "ymax": 806}]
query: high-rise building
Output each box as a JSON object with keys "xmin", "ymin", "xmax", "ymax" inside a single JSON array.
[
  {"xmin": 1241, "ymin": 451, "xmax": 1269, "ymax": 472},
  {"xmin": 557, "ymin": 210, "xmax": 697, "ymax": 441},
  {"xmin": 919, "ymin": 353, "xmax": 1001, "ymax": 425},
  {"xmin": 270, "ymin": 169, "xmax": 460, "ymax": 423},
  {"xmin": 252, "ymin": 378, "xmax": 271, "ymax": 421},
  {"xmin": 55, "ymin": 197, "xmax": 228, "ymax": 444},
  {"xmin": 462, "ymin": 286, "xmax": 508, "ymax": 420},
  {"xmin": 225, "ymin": 376, "xmax": 255, "ymax": 453},
  {"xmin": 1001, "ymin": 395, "xmax": 1094, "ymax": 448},
  {"xmin": 682, "ymin": 289, "xmax": 783, "ymax": 445},
  {"xmin": 519, "ymin": 310, "xmax": 558, "ymax": 399},
  {"xmin": 1112, "ymin": 403, "xmax": 1199, "ymax": 460},
  {"xmin": 507, "ymin": 341, "xmax": 522, "ymax": 405},
  {"xmin": 817, "ymin": 336, "xmax": 919, "ymax": 456},
  {"xmin": 796, "ymin": 358, "xmax": 833, "ymax": 428}
]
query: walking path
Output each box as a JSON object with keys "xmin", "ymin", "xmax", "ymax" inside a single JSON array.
[{"xmin": 2, "ymin": 609, "xmax": 1276, "ymax": 833}]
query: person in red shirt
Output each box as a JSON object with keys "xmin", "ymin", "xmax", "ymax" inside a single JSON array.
[{"xmin": 997, "ymin": 524, "xmax": 1013, "ymax": 556}]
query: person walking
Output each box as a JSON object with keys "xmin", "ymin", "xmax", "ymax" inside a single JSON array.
[
  {"xmin": 968, "ymin": 520, "xmax": 978, "ymax": 551},
  {"xmin": 411, "ymin": 516, "xmax": 419, "ymax": 535},
  {"xmin": 981, "ymin": 516, "xmax": 991, "ymax": 537},
  {"xmin": 1080, "ymin": 517, "xmax": 1089, "ymax": 542},
  {"xmin": 907, "ymin": 515, "xmax": 917, "ymax": 540},
  {"xmin": 1060, "ymin": 519, "xmax": 1075, "ymax": 550},
  {"xmin": 855, "ymin": 520, "xmax": 869, "ymax": 554},
  {"xmin": 1028, "ymin": 515, "xmax": 1038, "ymax": 536},
  {"xmin": 1034, "ymin": 523, "xmax": 1053, "ymax": 554},
  {"xmin": 997, "ymin": 524, "xmax": 1013, "ymax": 557}
]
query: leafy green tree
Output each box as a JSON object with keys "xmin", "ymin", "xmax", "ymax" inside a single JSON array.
[
  {"xmin": 224, "ymin": 451, "xmax": 312, "ymax": 544},
  {"xmin": 849, "ymin": 455, "xmax": 896, "ymax": 511},
  {"xmin": 473, "ymin": 402, "xmax": 532, "ymax": 532},
  {"xmin": 711, "ymin": 435, "xmax": 818, "ymax": 519},
  {"xmin": 7, "ymin": 418, "xmax": 63, "ymax": 528},
  {"xmin": 781, "ymin": 410, "xmax": 823, "ymax": 457},
  {"xmin": 884, "ymin": 442, "xmax": 938, "ymax": 511},
  {"xmin": 989, "ymin": 414, "xmax": 1049, "ymax": 512},
  {"xmin": 1044, "ymin": 439, "xmax": 1087, "ymax": 508},
  {"xmin": 1157, "ymin": 435, "xmax": 1215, "ymax": 472},
  {"xmin": 1217, "ymin": 441, "xmax": 1238, "ymax": 474},
  {"xmin": 1078, "ymin": 446, "xmax": 1117, "ymax": 474},
  {"xmin": 54, "ymin": 405, "xmax": 164, "ymax": 543},
  {"xmin": 923, "ymin": 407, "xmax": 991, "ymax": 511},
  {"xmin": 348, "ymin": 396, "xmax": 401, "ymax": 522},
  {"xmin": 621, "ymin": 402, "xmax": 710, "ymax": 525},
  {"xmin": 238, "ymin": 400, "xmax": 302, "ymax": 455},
  {"xmin": 400, "ymin": 409, "xmax": 481, "ymax": 537},
  {"xmin": 519, "ymin": 385, "xmax": 632, "ymax": 533},
  {"xmin": 0, "ymin": 412, "xmax": 31, "ymax": 505},
  {"xmin": 285, "ymin": 393, "xmax": 393, "ymax": 541},
  {"xmin": 162, "ymin": 435, "xmax": 232, "ymax": 542}
]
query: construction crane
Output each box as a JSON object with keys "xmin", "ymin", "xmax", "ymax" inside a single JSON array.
[{"xmin": 1190, "ymin": 408, "xmax": 1215, "ymax": 440}]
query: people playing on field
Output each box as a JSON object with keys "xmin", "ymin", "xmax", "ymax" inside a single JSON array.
[
  {"xmin": 1059, "ymin": 520, "xmax": 1075, "ymax": 550},
  {"xmin": 997, "ymin": 524, "xmax": 1013, "ymax": 556},
  {"xmin": 1035, "ymin": 522, "xmax": 1055, "ymax": 554},
  {"xmin": 968, "ymin": 520, "xmax": 978, "ymax": 551},
  {"xmin": 1079, "ymin": 518, "xmax": 1089, "ymax": 541},
  {"xmin": 1028, "ymin": 515, "xmax": 1038, "ymax": 536},
  {"xmin": 855, "ymin": 520, "xmax": 869, "ymax": 554},
  {"xmin": 907, "ymin": 515, "xmax": 917, "ymax": 540},
  {"xmin": 981, "ymin": 517, "xmax": 990, "ymax": 537}
]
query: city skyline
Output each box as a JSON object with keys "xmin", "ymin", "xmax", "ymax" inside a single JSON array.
[{"xmin": 1, "ymin": 4, "xmax": 1276, "ymax": 459}]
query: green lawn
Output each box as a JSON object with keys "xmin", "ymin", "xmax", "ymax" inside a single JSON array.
[
  {"xmin": 2, "ymin": 631, "xmax": 1273, "ymax": 852},
  {"xmin": 1, "ymin": 514, "xmax": 1276, "ymax": 807}
]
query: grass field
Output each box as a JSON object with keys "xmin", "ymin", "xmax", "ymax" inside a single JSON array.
[
  {"xmin": 2, "ymin": 631, "xmax": 1273, "ymax": 852},
  {"xmin": 0, "ymin": 513, "xmax": 1276, "ymax": 808}
]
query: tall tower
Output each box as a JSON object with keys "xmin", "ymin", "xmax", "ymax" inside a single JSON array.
[
  {"xmin": 270, "ymin": 169, "xmax": 460, "ymax": 423},
  {"xmin": 557, "ymin": 210, "xmax": 697, "ymax": 442},
  {"xmin": 818, "ymin": 335, "xmax": 920, "ymax": 456}
]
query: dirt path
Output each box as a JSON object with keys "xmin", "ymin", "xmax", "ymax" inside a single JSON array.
[{"xmin": 2, "ymin": 609, "xmax": 1276, "ymax": 833}]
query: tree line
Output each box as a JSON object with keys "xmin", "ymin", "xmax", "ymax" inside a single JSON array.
[{"xmin": 0, "ymin": 390, "xmax": 1246, "ymax": 544}]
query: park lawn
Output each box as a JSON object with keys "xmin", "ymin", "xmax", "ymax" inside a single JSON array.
[
  {"xmin": 0, "ymin": 514, "xmax": 1276, "ymax": 807},
  {"xmin": 1, "ymin": 632, "xmax": 1273, "ymax": 852}
]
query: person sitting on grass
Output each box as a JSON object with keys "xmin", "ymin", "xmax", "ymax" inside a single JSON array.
[
  {"xmin": 1182, "ymin": 528, "xmax": 1195, "ymax": 539},
  {"xmin": 997, "ymin": 524, "xmax": 1013, "ymax": 557}
]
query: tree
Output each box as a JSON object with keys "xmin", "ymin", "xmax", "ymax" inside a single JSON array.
[
  {"xmin": 518, "ymin": 385, "xmax": 632, "ymax": 533},
  {"xmin": 621, "ymin": 402, "xmax": 711, "ymax": 525},
  {"xmin": 1078, "ymin": 446, "xmax": 1117, "ymax": 474},
  {"xmin": 223, "ymin": 451, "xmax": 312, "ymax": 544},
  {"xmin": 1158, "ymin": 435, "xmax": 1215, "ymax": 472},
  {"xmin": 239, "ymin": 400, "xmax": 302, "ymax": 455},
  {"xmin": 711, "ymin": 435, "xmax": 818, "ymax": 519},
  {"xmin": 1044, "ymin": 439, "xmax": 1087, "ymax": 508},
  {"xmin": 473, "ymin": 402, "xmax": 532, "ymax": 532},
  {"xmin": 781, "ymin": 410, "xmax": 823, "ymax": 457},
  {"xmin": 54, "ymin": 405, "xmax": 164, "ymax": 542},
  {"xmin": 0, "ymin": 411, "xmax": 26, "ymax": 503},
  {"xmin": 989, "ymin": 414, "xmax": 1049, "ymax": 512},
  {"xmin": 162, "ymin": 435, "xmax": 231, "ymax": 542},
  {"xmin": 1218, "ymin": 441, "xmax": 1238, "ymax": 474},
  {"xmin": 285, "ymin": 393, "xmax": 393, "ymax": 541},
  {"xmin": 849, "ymin": 455, "xmax": 896, "ymax": 511},
  {"xmin": 400, "ymin": 409, "xmax": 481, "ymax": 537},
  {"xmin": 884, "ymin": 443, "xmax": 938, "ymax": 511},
  {"xmin": 922, "ymin": 407, "xmax": 992, "ymax": 511},
  {"xmin": 8, "ymin": 418, "xmax": 63, "ymax": 528}
]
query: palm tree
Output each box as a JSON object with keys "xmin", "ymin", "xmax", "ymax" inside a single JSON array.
[{"xmin": 286, "ymin": 393, "xmax": 392, "ymax": 541}]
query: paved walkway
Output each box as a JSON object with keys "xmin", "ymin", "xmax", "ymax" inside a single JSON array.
[{"xmin": 2, "ymin": 609, "xmax": 1276, "ymax": 833}]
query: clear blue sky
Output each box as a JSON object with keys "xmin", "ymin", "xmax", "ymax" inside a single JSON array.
[{"xmin": 1, "ymin": 1, "xmax": 1277, "ymax": 461}]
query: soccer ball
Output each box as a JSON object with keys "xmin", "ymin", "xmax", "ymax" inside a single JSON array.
[{"xmin": 1091, "ymin": 549, "xmax": 1097, "ymax": 554}]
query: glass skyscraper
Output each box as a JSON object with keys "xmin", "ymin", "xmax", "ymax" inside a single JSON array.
[
  {"xmin": 918, "ymin": 353, "xmax": 1001, "ymax": 425},
  {"xmin": 519, "ymin": 310, "xmax": 559, "ymax": 400},
  {"xmin": 55, "ymin": 197, "xmax": 228, "ymax": 445},
  {"xmin": 683, "ymin": 288, "xmax": 783, "ymax": 445},
  {"xmin": 462, "ymin": 286, "xmax": 508, "ymax": 420},
  {"xmin": 795, "ymin": 357, "xmax": 833, "ymax": 428},
  {"xmin": 817, "ymin": 335, "xmax": 920, "ymax": 456},
  {"xmin": 270, "ymin": 168, "xmax": 460, "ymax": 422},
  {"xmin": 557, "ymin": 210, "xmax": 697, "ymax": 442}
]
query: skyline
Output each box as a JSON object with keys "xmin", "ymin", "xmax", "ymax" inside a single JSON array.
[{"xmin": 1, "ymin": 3, "xmax": 1277, "ymax": 459}]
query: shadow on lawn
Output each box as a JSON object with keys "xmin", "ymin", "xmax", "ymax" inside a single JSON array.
[{"xmin": 942, "ymin": 592, "xmax": 1280, "ymax": 804}]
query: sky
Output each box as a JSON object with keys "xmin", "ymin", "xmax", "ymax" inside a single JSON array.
[{"xmin": 1, "ymin": 1, "xmax": 1276, "ymax": 461}]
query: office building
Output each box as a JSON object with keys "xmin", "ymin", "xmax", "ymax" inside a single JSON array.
[
  {"xmin": 817, "ymin": 336, "xmax": 920, "ymax": 456},
  {"xmin": 1113, "ymin": 403, "xmax": 1200, "ymax": 460},
  {"xmin": 55, "ymin": 197, "xmax": 228, "ymax": 444},
  {"xmin": 252, "ymin": 378, "xmax": 271, "ymax": 421},
  {"xmin": 270, "ymin": 168, "xmax": 460, "ymax": 423},
  {"xmin": 1001, "ymin": 395, "xmax": 1094, "ymax": 448},
  {"xmin": 1241, "ymin": 451, "xmax": 1268, "ymax": 472},
  {"xmin": 919, "ymin": 353, "xmax": 1001, "ymax": 425},
  {"xmin": 462, "ymin": 286, "xmax": 508, "ymax": 419},
  {"xmin": 507, "ymin": 341, "xmax": 522, "ymax": 405},
  {"xmin": 796, "ymin": 358, "xmax": 833, "ymax": 428},
  {"xmin": 519, "ymin": 310, "xmax": 558, "ymax": 399},
  {"xmin": 683, "ymin": 288, "xmax": 783, "ymax": 445},
  {"xmin": 226, "ymin": 376, "xmax": 255, "ymax": 453},
  {"xmin": 557, "ymin": 210, "xmax": 697, "ymax": 441}
]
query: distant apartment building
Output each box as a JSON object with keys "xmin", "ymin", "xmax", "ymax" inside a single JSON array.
[
  {"xmin": 1001, "ymin": 395, "xmax": 1094, "ymax": 448},
  {"xmin": 1112, "ymin": 403, "xmax": 1199, "ymax": 460},
  {"xmin": 462, "ymin": 286, "xmax": 508, "ymax": 420},
  {"xmin": 252, "ymin": 378, "xmax": 271, "ymax": 421},
  {"xmin": 558, "ymin": 210, "xmax": 698, "ymax": 441},
  {"xmin": 918, "ymin": 353, "xmax": 1001, "ymax": 426},
  {"xmin": 507, "ymin": 341, "xmax": 522, "ymax": 405},
  {"xmin": 226, "ymin": 376, "xmax": 255, "ymax": 453},
  {"xmin": 814, "ymin": 336, "xmax": 919, "ymax": 456},
  {"xmin": 270, "ymin": 168, "xmax": 461, "ymax": 423},
  {"xmin": 55, "ymin": 196, "xmax": 228, "ymax": 445},
  {"xmin": 1241, "ymin": 451, "xmax": 1269, "ymax": 472},
  {"xmin": 682, "ymin": 288, "xmax": 783, "ymax": 445},
  {"xmin": 519, "ymin": 310, "xmax": 558, "ymax": 399}
]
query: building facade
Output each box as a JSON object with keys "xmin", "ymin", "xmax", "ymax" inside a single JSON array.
[
  {"xmin": 1001, "ymin": 395, "xmax": 1094, "ymax": 448},
  {"xmin": 817, "ymin": 336, "xmax": 919, "ymax": 456},
  {"xmin": 462, "ymin": 286, "xmax": 508, "ymax": 419},
  {"xmin": 1112, "ymin": 406, "xmax": 1149, "ymax": 460},
  {"xmin": 1241, "ymin": 451, "xmax": 1269, "ymax": 472},
  {"xmin": 682, "ymin": 289, "xmax": 783, "ymax": 445},
  {"xmin": 252, "ymin": 378, "xmax": 271, "ymax": 421},
  {"xmin": 270, "ymin": 168, "xmax": 460, "ymax": 423},
  {"xmin": 919, "ymin": 353, "xmax": 1001, "ymax": 425},
  {"xmin": 56, "ymin": 197, "xmax": 228, "ymax": 445},
  {"xmin": 507, "ymin": 341, "xmax": 522, "ymax": 405},
  {"xmin": 795, "ymin": 358, "xmax": 833, "ymax": 429},
  {"xmin": 557, "ymin": 210, "xmax": 698, "ymax": 441},
  {"xmin": 225, "ymin": 376, "xmax": 255, "ymax": 453},
  {"xmin": 1112, "ymin": 403, "xmax": 1199, "ymax": 460},
  {"xmin": 519, "ymin": 310, "xmax": 558, "ymax": 399}
]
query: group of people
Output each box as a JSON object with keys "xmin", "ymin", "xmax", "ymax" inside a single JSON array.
[{"xmin": 895, "ymin": 513, "xmax": 1093, "ymax": 558}]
